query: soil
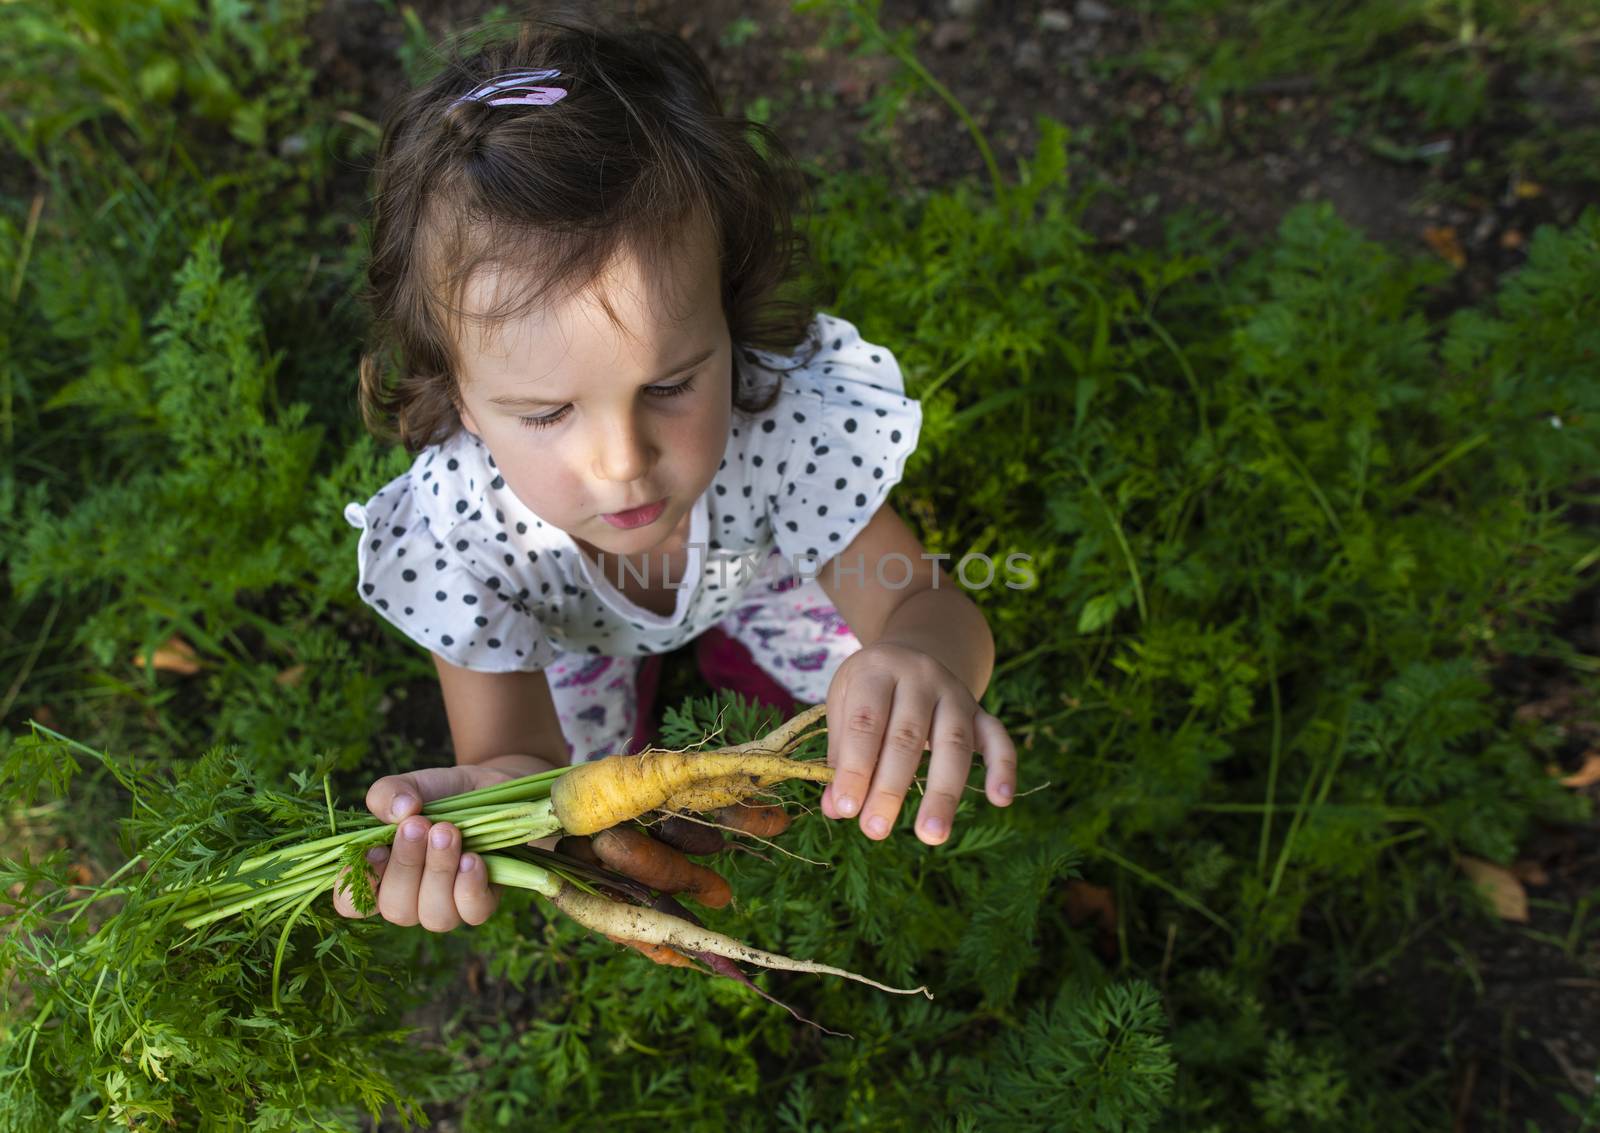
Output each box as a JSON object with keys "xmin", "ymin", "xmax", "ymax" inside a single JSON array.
[{"xmin": 298, "ymin": 2, "xmax": 1600, "ymax": 1129}]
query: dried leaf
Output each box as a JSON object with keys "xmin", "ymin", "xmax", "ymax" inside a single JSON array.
[
  {"xmin": 1063, "ymin": 878, "xmax": 1115, "ymax": 925},
  {"xmin": 1558, "ymin": 753, "xmax": 1600, "ymax": 789},
  {"xmin": 1063, "ymin": 879, "xmax": 1118, "ymax": 960},
  {"xmin": 1510, "ymin": 859, "xmax": 1549, "ymax": 887},
  {"xmin": 1514, "ymin": 691, "xmax": 1576, "ymax": 722},
  {"xmin": 274, "ymin": 664, "xmax": 306, "ymax": 687},
  {"xmin": 1459, "ymin": 856, "xmax": 1528, "ymax": 922},
  {"xmin": 132, "ymin": 636, "xmax": 202, "ymax": 675},
  {"xmin": 1422, "ymin": 225, "xmax": 1466, "ymax": 269}
]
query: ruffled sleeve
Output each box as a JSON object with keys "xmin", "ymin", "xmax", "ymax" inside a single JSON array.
[
  {"xmin": 761, "ymin": 314, "xmax": 922, "ymax": 566},
  {"xmin": 344, "ymin": 483, "xmax": 560, "ymax": 674}
]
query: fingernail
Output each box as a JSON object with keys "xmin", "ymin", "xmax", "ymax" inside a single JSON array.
[
  {"xmin": 366, "ymin": 846, "xmax": 389, "ymax": 865},
  {"xmin": 836, "ymin": 795, "xmax": 857, "ymax": 817},
  {"xmin": 391, "ymin": 794, "xmax": 416, "ymax": 821},
  {"xmin": 865, "ymin": 815, "xmax": 888, "ymax": 838},
  {"xmin": 922, "ymin": 816, "xmax": 947, "ymax": 840},
  {"xmin": 998, "ymin": 783, "xmax": 1014, "ymax": 801},
  {"xmin": 403, "ymin": 819, "xmax": 426, "ymax": 841},
  {"xmin": 459, "ymin": 854, "xmax": 475, "ymax": 874},
  {"xmin": 429, "ymin": 825, "xmax": 451, "ymax": 849}
]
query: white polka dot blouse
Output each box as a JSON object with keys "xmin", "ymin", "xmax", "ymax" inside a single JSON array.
[{"xmin": 343, "ymin": 313, "xmax": 923, "ymax": 673}]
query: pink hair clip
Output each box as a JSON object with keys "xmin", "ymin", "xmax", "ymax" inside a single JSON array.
[{"xmin": 453, "ymin": 69, "xmax": 567, "ymax": 108}]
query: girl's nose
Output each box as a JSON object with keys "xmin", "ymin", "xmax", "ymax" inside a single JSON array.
[{"xmin": 591, "ymin": 412, "xmax": 655, "ymax": 484}]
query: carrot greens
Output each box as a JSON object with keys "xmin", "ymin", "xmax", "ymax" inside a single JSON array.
[{"xmin": 0, "ymin": 704, "xmax": 925, "ymax": 1127}]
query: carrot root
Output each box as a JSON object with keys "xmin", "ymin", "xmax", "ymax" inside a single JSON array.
[
  {"xmin": 549, "ymin": 883, "xmax": 931, "ymax": 999},
  {"xmin": 550, "ymin": 704, "xmax": 833, "ymax": 835},
  {"xmin": 605, "ymin": 935, "xmax": 696, "ymax": 968},
  {"xmin": 590, "ymin": 827, "xmax": 731, "ymax": 908},
  {"xmin": 658, "ymin": 774, "xmax": 769, "ymax": 814},
  {"xmin": 712, "ymin": 803, "xmax": 791, "ymax": 840},
  {"xmin": 649, "ymin": 814, "xmax": 728, "ymax": 856},
  {"xmin": 554, "ymin": 835, "xmax": 603, "ymax": 867}
]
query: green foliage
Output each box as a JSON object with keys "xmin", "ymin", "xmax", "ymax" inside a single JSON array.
[
  {"xmin": 1249, "ymin": 1032, "xmax": 1351, "ymax": 1127},
  {"xmin": 0, "ymin": 0, "xmax": 319, "ymax": 156},
  {"xmin": 956, "ymin": 976, "xmax": 1176, "ymax": 1132},
  {"xmin": 802, "ymin": 75, "xmax": 1597, "ymax": 1120},
  {"xmin": 1114, "ymin": 0, "xmax": 1600, "ymax": 144},
  {"xmin": 0, "ymin": 0, "xmax": 389, "ymax": 773},
  {"xmin": 3, "ymin": 1, "xmax": 1599, "ymax": 1129},
  {"xmin": 14, "ymin": 223, "xmax": 320, "ymax": 654},
  {"xmin": 0, "ymin": 731, "xmax": 455, "ymax": 1130},
  {"xmin": 5, "ymin": 217, "xmax": 407, "ymax": 775}
]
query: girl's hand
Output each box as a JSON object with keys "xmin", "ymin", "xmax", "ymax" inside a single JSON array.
[
  {"xmin": 332, "ymin": 763, "xmax": 518, "ymax": 931},
  {"xmin": 819, "ymin": 643, "xmax": 1017, "ymax": 846}
]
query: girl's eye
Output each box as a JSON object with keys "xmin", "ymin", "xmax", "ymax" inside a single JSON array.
[
  {"xmin": 515, "ymin": 375, "xmax": 698, "ymax": 431},
  {"xmin": 516, "ymin": 406, "xmax": 570, "ymax": 430}
]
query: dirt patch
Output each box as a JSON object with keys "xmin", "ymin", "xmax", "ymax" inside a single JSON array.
[{"xmin": 1430, "ymin": 611, "xmax": 1600, "ymax": 1130}]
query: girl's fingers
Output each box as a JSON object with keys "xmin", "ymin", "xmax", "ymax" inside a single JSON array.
[
  {"xmin": 377, "ymin": 816, "xmax": 430, "ymax": 926},
  {"xmin": 366, "ymin": 765, "xmax": 495, "ymax": 824},
  {"xmin": 453, "ymin": 852, "xmax": 500, "ymax": 926},
  {"xmin": 859, "ymin": 687, "xmax": 934, "ymax": 841},
  {"xmin": 336, "ymin": 824, "xmax": 492, "ymax": 931},
  {"xmin": 366, "ymin": 773, "xmax": 425, "ymax": 824},
  {"xmin": 824, "ymin": 671, "xmax": 897, "ymax": 824},
  {"xmin": 975, "ymin": 710, "xmax": 1018, "ymax": 806},
  {"xmin": 333, "ymin": 846, "xmax": 390, "ymax": 918},
  {"xmin": 416, "ymin": 821, "xmax": 464, "ymax": 933},
  {"xmin": 915, "ymin": 703, "xmax": 976, "ymax": 845}
]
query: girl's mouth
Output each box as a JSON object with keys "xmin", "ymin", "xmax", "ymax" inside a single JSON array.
[{"xmin": 601, "ymin": 499, "xmax": 667, "ymax": 529}]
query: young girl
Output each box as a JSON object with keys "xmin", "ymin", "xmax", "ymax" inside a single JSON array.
[{"xmin": 335, "ymin": 15, "xmax": 1017, "ymax": 932}]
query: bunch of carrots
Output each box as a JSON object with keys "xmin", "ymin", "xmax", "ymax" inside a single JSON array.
[{"xmin": 48, "ymin": 704, "xmax": 927, "ymax": 1021}]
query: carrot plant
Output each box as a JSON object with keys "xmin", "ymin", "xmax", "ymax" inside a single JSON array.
[{"xmin": 0, "ymin": 703, "xmax": 931, "ymax": 1127}]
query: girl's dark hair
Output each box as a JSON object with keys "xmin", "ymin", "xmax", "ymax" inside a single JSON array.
[{"xmin": 357, "ymin": 11, "xmax": 821, "ymax": 452}]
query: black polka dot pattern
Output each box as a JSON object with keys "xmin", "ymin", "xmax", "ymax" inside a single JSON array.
[
  {"xmin": 756, "ymin": 314, "xmax": 920, "ymax": 571},
  {"xmin": 343, "ymin": 312, "xmax": 920, "ymax": 674}
]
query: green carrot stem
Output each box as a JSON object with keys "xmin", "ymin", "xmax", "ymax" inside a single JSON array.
[
  {"xmin": 181, "ymin": 870, "xmax": 332, "ymax": 929},
  {"xmin": 172, "ymin": 803, "xmax": 560, "ymax": 927},
  {"xmin": 421, "ymin": 768, "xmax": 568, "ymax": 811},
  {"xmin": 270, "ymin": 884, "xmax": 326, "ymax": 1013},
  {"xmin": 481, "ymin": 854, "xmax": 563, "ymax": 899},
  {"xmin": 231, "ymin": 823, "xmax": 387, "ymax": 877},
  {"xmin": 177, "ymin": 799, "xmax": 558, "ymax": 914}
]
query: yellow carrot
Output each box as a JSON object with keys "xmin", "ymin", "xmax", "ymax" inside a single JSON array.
[{"xmin": 549, "ymin": 705, "xmax": 831, "ymax": 835}]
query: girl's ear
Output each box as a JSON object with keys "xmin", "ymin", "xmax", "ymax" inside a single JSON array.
[{"xmin": 453, "ymin": 388, "xmax": 483, "ymax": 438}]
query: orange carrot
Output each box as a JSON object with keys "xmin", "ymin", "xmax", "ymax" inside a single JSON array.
[
  {"xmin": 554, "ymin": 835, "xmax": 603, "ymax": 867},
  {"xmin": 604, "ymin": 934, "xmax": 695, "ymax": 967},
  {"xmin": 590, "ymin": 827, "xmax": 732, "ymax": 908},
  {"xmin": 651, "ymin": 815, "xmax": 727, "ymax": 856},
  {"xmin": 713, "ymin": 803, "xmax": 790, "ymax": 839}
]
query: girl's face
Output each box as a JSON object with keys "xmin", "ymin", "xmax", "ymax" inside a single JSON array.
[{"xmin": 454, "ymin": 225, "xmax": 732, "ymax": 561}]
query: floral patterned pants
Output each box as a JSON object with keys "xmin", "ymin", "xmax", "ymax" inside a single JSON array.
[{"xmin": 544, "ymin": 549, "xmax": 861, "ymax": 763}]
